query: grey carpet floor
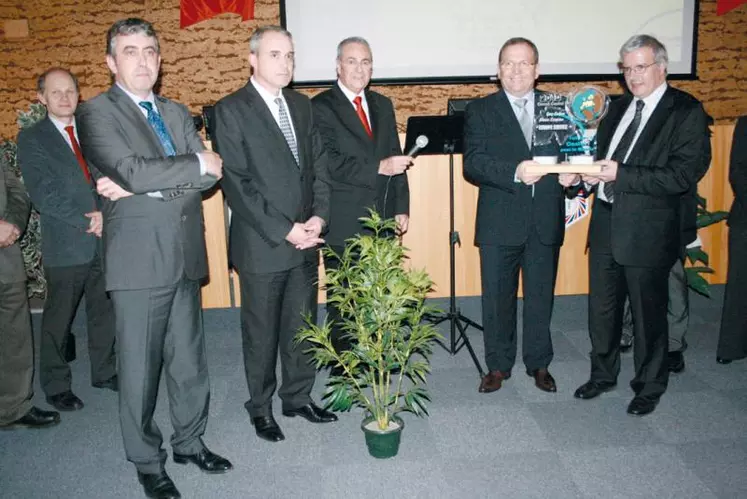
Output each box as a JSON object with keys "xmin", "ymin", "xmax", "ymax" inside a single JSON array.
[{"xmin": 1, "ymin": 287, "xmax": 746, "ymax": 499}]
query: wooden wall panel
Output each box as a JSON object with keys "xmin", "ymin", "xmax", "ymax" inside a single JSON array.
[{"xmin": 200, "ymin": 126, "xmax": 735, "ymax": 307}]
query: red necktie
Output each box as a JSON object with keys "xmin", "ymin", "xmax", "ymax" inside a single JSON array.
[
  {"xmin": 353, "ymin": 96, "xmax": 373, "ymax": 138},
  {"xmin": 64, "ymin": 125, "xmax": 91, "ymax": 184}
]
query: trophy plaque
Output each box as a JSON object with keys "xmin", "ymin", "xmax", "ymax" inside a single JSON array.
[{"xmin": 526, "ymin": 86, "xmax": 610, "ymax": 174}]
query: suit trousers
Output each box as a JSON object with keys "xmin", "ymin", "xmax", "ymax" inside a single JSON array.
[
  {"xmin": 479, "ymin": 229, "xmax": 560, "ymax": 373},
  {"xmin": 110, "ymin": 278, "xmax": 209, "ymax": 474},
  {"xmin": 717, "ymin": 226, "xmax": 747, "ymax": 360},
  {"xmin": 620, "ymin": 257, "xmax": 689, "ymax": 352},
  {"xmin": 40, "ymin": 252, "xmax": 116, "ymax": 396},
  {"xmin": 238, "ymin": 260, "xmax": 317, "ymax": 418},
  {"xmin": 588, "ymin": 202, "xmax": 670, "ymax": 399},
  {"xmin": 0, "ymin": 280, "xmax": 34, "ymax": 425}
]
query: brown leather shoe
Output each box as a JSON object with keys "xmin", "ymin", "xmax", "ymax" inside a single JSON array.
[
  {"xmin": 478, "ymin": 370, "xmax": 511, "ymax": 393},
  {"xmin": 527, "ymin": 368, "xmax": 557, "ymax": 393}
]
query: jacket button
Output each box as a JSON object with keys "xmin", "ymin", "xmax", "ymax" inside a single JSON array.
[{"xmin": 181, "ymin": 215, "xmax": 187, "ymax": 221}]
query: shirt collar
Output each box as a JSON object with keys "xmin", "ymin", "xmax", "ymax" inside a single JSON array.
[
  {"xmin": 48, "ymin": 114, "xmax": 76, "ymax": 134},
  {"xmin": 505, "ymin": 89, "xmax": 535, "ymax": 106},
  {"xmin": 337, "ymin": 80, "xmax": 365, "ymax": 105},
  {"xmin": 251, "ymin": 76, "xmax": 287, "ymax": 108},
  {"xmin": 116, "ymin": 82, "xmax": 156, "ymax": 110},
  {"xmin": 637, "ymin": 82, "xmax": 668, "ymax": 111}
]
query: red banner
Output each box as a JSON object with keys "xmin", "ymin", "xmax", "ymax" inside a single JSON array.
[
  {"xmin": 180, "ymin": 0, "xmax": 255, "ymax": 28},
  {"xmin": 717, "ymin": 0, "xmax": 747, "ymax": 15}
]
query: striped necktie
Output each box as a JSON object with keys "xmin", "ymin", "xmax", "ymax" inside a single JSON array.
[{"xmin": 275, "ymin": 97, "xmax": 299, "ymax": 165}]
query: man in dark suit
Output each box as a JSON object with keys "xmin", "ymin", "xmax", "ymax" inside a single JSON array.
[
  {"xmin": 17, "ymin": 68, "xmax": 117, "ymax": 413},
  {"xmin": 464, "ymin": 38, "xmax": 577, "ymax": 395},
  {"xmin": 0, "ymin": 165, "xmax": 60, "ymax": 430},
  {"xmin": 574, "ymin": 35, "xmax": 711, "ymax": 416},
  {"xmin": 77, "ymin": 18, "xmax": 232, "ymax": 498},
  {"xmin": 213, "ymin": 25, "xmax": 336, "ymax": 444},
  {"xmin": 717, "ymin": 116, "xmax": 747, "ymax": 364},
  {"xmin": 312, "ymin": 36, "xmax": 411, "ymax": 356}
]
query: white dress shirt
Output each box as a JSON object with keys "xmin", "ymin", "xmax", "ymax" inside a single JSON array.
[
  {"xmin": 250, "ymin": 77, "xmax": 297, "ymax": 143},
  {"xmin": 337, "ymin": 80, "xmax": 371, "ymax": 128}
]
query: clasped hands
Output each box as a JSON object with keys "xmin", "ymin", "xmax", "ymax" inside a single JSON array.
[{"xmin": 286, "ymin": 216, "xmax": 325, "ymax": 250}]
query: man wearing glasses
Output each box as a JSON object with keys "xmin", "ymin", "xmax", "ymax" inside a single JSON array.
[
  {"xmin": 464, "ymin": 38, "xmax": 576, "ymax": 395},
  {"xmin": 573, "ymin": 35, "xmax": 711, "ymax": 416}
]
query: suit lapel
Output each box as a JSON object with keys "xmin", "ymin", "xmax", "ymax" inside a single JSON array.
[
  {"xmin": 107, "ymin": 85, "xmax": 165, "ymax": 157},
  {"xmin": 625, "ymin": 87, "xmax": 674, "ymax": 163},
  {"xmin": 328, "ymin": 86, "xmax": 372, "ymax": 145},
  {"xmin": 597, "ymin": 94, "xmax": 632, "ymax": 158},
  {"xmin": 156, "ymin": 97, "xmax": 185, "ymax": 154},
  {"xmin": 365, "ymin": 90, "xmax": 380, "ymax": 143},
  {"xmin": 39, "ymin": 118, "xmax": 79, "ymax": 166},
  {"xmin": 496, "ymin": 90, "xmax": 530, "ymax": 154},
  {"xmin": 243, "ymin": 84, "xmax": 301, "ymax": 174}
]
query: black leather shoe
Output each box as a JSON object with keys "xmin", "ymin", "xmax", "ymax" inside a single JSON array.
[
  {"xmin": 137, "ymin": 471, "xmax": 181, "ymax": 499},
  {"xmin": 92, "ymin": 375, "xmax": 118, "ymax": 392},
  {"xmin": 0, "ymin": 406, "xmax": 60, "ymax": 430},
  {"xmin": 46, "ymin": 391, "xmax": 84, "ymax": 411},
  {"xmin": 174, "ymin": 447, "xmax": 232, "ymax": 474},
  {"xmin": 717, "ymin": 357, "xmax": 732, "ymax": 365},
  {"xmin": 251, "ymin": 415, "xmax": 285, "ymax": 442},
  {"xmin": 573, "ymin": 380, "xmax": 616, "ymax": 400},
  {"xmin": 667, "ymin": 351, "xmax": 685, "ymax": 373},
  {"xmin": 626, "ymin": 396, "xmax": 658, "ymax": 416},
  {"xmin": 282, "ymin": 403, "xmax": 338, "ymax": 423}
]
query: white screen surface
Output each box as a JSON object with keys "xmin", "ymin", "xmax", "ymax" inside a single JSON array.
[{"xmin": 281, "ymin": 0, "xmax": 697, "ymax": 85}]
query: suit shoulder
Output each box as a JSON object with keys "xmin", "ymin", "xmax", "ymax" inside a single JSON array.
[
  {"xmin": 465, "ymin": 93, "xmax": 498, "ymax": 115},
  {"xmin": 17, "ymin": 118, "xmax": 46, "ymax": 143},
  {"xmin": 156, "ymin": 95, "xmax": 190, "ymax": 114},
  {"xmin": 312, "ymin": 88, "xmax": 335, "ymax": 103},
  {"xmin": 215, "ymin": 87, "xmax": 246, "ymax": 109},
  {"xmin": 284, "ymin": 88, "xmax": 311, "ymax": 107},
  {"xmin": 668, "ymin": 87, "xmax": 705, "ymax": 110}
]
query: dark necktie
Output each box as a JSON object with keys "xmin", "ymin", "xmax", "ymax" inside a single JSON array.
[
  {"xmin": 604, "ymin": 99, "xmax": 645, "ymax": 202},
  {"xmin": 138, "ymin": 101, "xmax": 176, "ymax": 156},
  {"xmin": 353, "ymin": 96, "xmax": 373, "ymax": 138},
  {"xmin": 64, "ymin": 125, "xmax": 91, "ymax": 183},
  {"xmin": 274, "ymin": 97, "xmax": 300, "ymax": 165}
]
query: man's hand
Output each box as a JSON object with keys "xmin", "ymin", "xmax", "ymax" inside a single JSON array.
[
  {"xmin": 581, "ymin": 175, "xmax": 601, "ymax": 186},
  {"xmin": 378, "ymin": 156, "xmax": 413, "ymax": 176},
  {"xmin": 97, "ymin": 177, "xmax": 134, "ymax": 201},
  {"xmin": 199, "ymin": 151, "xmax": 223, "ymax": 180},
  {"xmin": 303, "ymin": 216, "xmax": 325, "ymax": 239},
  {"xmin": 516, "ymin": 160, "xmax": 546, "ymax": 185},
  {"xmin": 85, "ymin": 211, "xmax": 103, "ymax": 238},
  {"xmin": 586, "ymin": 159, "xmax": 618, "ymax": 183},
  {"xmin": 0, "ymin": 220, "xmax": 21, "ymax": 248},
  {"xmin": 395, "ymin": 214, "xmax": 409, "ymax": 236},
  {"xmin": 558, "ymin": 173, "xmax": 581, "ymax": 187},
  {"xmin": 286, "ymin": 222, "xmax": 325, "ymax": 250}
]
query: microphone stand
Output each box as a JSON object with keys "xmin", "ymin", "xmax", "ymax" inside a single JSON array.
[{"xmin": 428, "ymin": 139, "xmax": 485, "ymax": 377}]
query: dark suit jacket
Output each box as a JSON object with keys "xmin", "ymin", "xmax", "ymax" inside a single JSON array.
[
  {"xmin": 17, "ymin": 117, "xmax": 99, "ymax": 268},
  {"xmin": 728, "ymin": 116, "xmax": 747, "ymax": 229},
  {"xmin": 590, "ymin": 86, "xmax": 711, "ymax": 268},
  {"xmin": 312, "ymin": 85, "xmax": 408, "ymax": 248},
  {"xmin": 463, "ymin": 90, "xmax": 566, "ymax": 247},
  {"xmin": 76, "ymin": 85, "xmax": 216, "ymax": 291},
  {"xmin": 0, "ymin": 166, "xmax": 30, "ymax": 284},
  {"xmin": 212, "ymin": 83, "xmax": 331, "ymax": 274}
]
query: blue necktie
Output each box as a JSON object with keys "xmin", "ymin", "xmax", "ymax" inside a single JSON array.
[{"xmin": 139, "ymin": 101, "xmax": 176, "ymax": 156}]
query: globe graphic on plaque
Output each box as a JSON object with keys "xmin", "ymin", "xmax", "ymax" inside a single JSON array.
[{"xmin": 567, "ymin": 86, "xmax": 609, "ymax": 126}]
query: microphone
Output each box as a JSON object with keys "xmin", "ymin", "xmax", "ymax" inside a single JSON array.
[{"xmin": 406, "ymin": 135, "xmax": 429, "ymax": 157}]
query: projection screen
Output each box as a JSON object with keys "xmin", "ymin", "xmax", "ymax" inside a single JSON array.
[{"xmin": 280, "ymin": 0, "xmax": 698, "ymax": 86}]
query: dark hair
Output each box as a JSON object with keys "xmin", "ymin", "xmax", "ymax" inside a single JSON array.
[
  {"xmin": 106, "ymin": 18, "xmax": 160, "ymax": 56},
  {"xmin": 499, "ymin": 37, "xmax": 539, "ymax": 64},
  {"xmin": 37, "ymin": 67, "xmax": 79, "ymax": 94}
]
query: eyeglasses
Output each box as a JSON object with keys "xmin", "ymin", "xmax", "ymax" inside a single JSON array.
[
  {"xmin": 499, "ymin": 61, "xmax": 536, "ymax": 72},
  {"xmin": 619, "ymin": 62, "xmax": 657, "ymax": 75}
]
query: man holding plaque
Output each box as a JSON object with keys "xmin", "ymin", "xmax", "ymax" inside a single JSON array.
[
  {"xmin": 574, "ymin": 35, "xmax": 711, "ymax": 416},
  {"xmin": 464, "ymin": 37, "xmax": 576, "ymax": 395}
]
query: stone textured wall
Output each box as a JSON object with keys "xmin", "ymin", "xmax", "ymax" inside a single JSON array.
[{"xmin": 1, "ymin": 0, "xmax": 745, "ymax": 139}]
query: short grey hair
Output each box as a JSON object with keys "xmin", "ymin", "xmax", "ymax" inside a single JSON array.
[
  {"xmin": 499, "ymin": 37, "xmax": 539, "ymax": 65},
  {"xmin": 106, "ymin": 18, "xmax": 160, "ymax": 56},
  {"xmin": 336, "ymin": 37, "xmax": 372, "ymax": 61},
  {"xmin": 37, "ymin": 67, "xmax": 79, "ymax": 94},
  {"xmin": 249, "ymin": 26, "xmax": 293, "ymax": 54},
  {"xmin": 619, "ymin": 34, "xmax": 668, "ymax": 68}
]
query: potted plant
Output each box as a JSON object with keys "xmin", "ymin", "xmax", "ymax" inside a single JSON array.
[
  {"xmin": 295, "ymin": 211, "xmax": 441, "ymax": 459},
  {"xmin": 685, "ymin": 193, "xmax": 729, "ymax": 297}
]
